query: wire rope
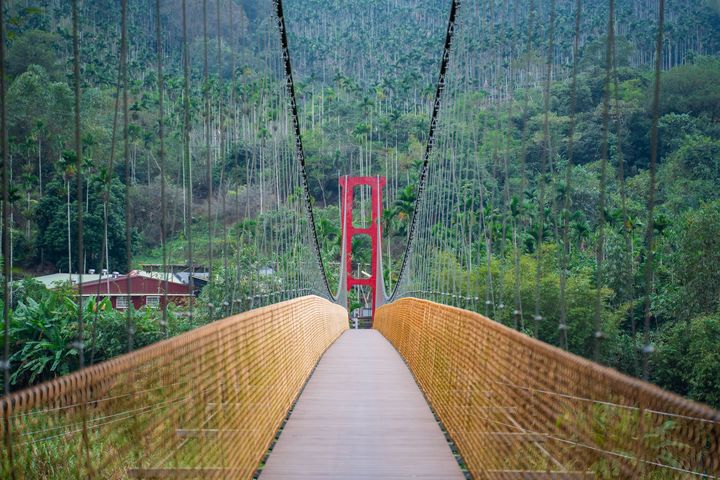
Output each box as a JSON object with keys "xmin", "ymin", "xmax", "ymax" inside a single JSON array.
[
  {"xmin": 181, "ymin": 0, "xmax": 195, "ymax": 318},
  {"xmin": 558, "ymin": 0, "xmax": 582, "ymax": 353},
  {"xmin": 643, "ymin": 0, "xmax": 665, "ymax": 380},
  {"xmin": 156, "ymin": 0, "xmax": 169, "ymax": 335},
  {"xmin": 0, "ymin": 0, "xmax": 17, "ymax": 474},
  {"xmin": 273, "ymin": 0, "xmax": 334, "ymax": 299},
  {"xmin": 533, "ymin": 0, "xmax": 557, "ymax": 342},
  {"xmin": 391, "ymin": 0, "xmax": 461, "ymax": 300},
  {"xmin": 121, "ymin": 0, "xmax": 134, "ymax": 352},
  {"xmin": 203, "ymin": 0, "xmax": 214, "ymax": 300},
  {"xmin": 70, "ymin": 1, "xmax": 94, "ymax": 475}
]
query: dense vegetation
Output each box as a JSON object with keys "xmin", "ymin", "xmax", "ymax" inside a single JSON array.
[{"xmin": 0, "ymin": 0, "xmax": 719, "ymax": 409}]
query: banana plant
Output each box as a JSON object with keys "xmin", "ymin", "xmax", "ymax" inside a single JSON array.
[{"xmin": 9, "ymin": 286, "xmax": 80, "ymax": 386}]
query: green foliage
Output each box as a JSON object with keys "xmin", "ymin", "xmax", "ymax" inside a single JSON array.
[
  {"xmin": 35, "ymin": 174, "xmax": 128, "ymax": 272},
  {"xmin": 563, "ymin": 404, "xmax": 685, "ymax": 479},
  {"xmin": 659, "ymin": 136, "xmax": 720, "ymax": 211},
  {"xmin": 660, "ymin": 57, "xmax": 720, "ymax": 121},
  {"xmin": 655, "ymin": 201, "xmax": 720, "ymax": 321},
  {"xmin": 6, "ymin": 62, "xmax": 73, "ymax": 208},
  {"xmin": 652, "ymin": 313, "xmax": 720, "ymax": 406},
  {"xmin": 10, "ymin": 417, "xmax": 126, "ymax": 479},
  {"xmin": 1, "ymin": 280, "xmax": 196, "ymax": 395},
  {"xmin": 430, "ymin": 245, "xmax": 622, "ymax": 360},
  {"xmin": 657, "ymin": 113, "xmax": 698, "ymax": 158},
  {"xmin": 8, "ymin": 284, "xmax": 80, "ymax": 386},
  {"xmin": 6, "ymin": 30, "xmax": 63, "ymax": 79},
  {"xmin": 385, "ymin": 184, "xmax": 416, "ymax": 236}
]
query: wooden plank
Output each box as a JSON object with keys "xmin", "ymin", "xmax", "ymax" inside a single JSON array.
[
  {"xmin": 126, "ymin": 468, "xmax": 245, "ymax": 479},
  {"xmin": 479, "ymin": 432, "xmax": 549, "ymax": 442},
  {"xmin": 175, "ymin": 429, "xmax": 219, "ymax": 438},
  {"xmin": 486, "ymin": 471, "xmax": 594, "ymax": 479},
  {"xmin": 175, "ymin": 428, "xmax": 252, "ymax": 438},
  {"xmin": 260, "ymin": 330, "xmax": 464, "ymax": 479}
]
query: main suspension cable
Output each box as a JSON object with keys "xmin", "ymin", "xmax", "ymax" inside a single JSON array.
[
  {"xmin": 274, "ymin": 0, "xmax": 336, "ymax": 299},
  {"xmin": 390, "ymin": 0, "xmax": 460, "ymax": 300}
]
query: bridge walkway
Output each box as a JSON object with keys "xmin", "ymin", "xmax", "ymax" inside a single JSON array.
[{"xmin": 260, "ymin": 329, "xmax": 464, "ymax": 479}]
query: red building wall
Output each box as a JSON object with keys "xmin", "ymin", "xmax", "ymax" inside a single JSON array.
[{"xmin": 79, "ymin": 272, "xmax": 191, "ymax": 309}]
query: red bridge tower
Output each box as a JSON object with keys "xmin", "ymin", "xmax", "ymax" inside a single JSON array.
[{"xmin": 339, "ymin": 176, "xmax": 386, "ymax": 322}]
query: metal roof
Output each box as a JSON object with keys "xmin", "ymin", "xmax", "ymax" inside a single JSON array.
[{"xmin": 31, "ymin": 273, "xmax": 104, "ymax": 288}]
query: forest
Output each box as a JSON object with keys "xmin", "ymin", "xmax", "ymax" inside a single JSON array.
[{"xmin": 0, "ymin": 0, "xmax": 719, "ymax": 413}]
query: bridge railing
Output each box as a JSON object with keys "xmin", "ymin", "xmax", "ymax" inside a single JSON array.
[
  {"xmin": 1, "ymin": 296, "xmax": 347, "ymax": 479},
  {"xmin": 376, "ymin": 298, "xmax": 720, "ymax": 479}
]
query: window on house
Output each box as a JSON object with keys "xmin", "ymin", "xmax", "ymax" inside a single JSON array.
[
  {"xmin": 146, "ymin": 296, "xmax": 160, "ymax": 309},
  {"xmin": 116, "ymin": 296, "xmax": 129, "ymax": 309}
]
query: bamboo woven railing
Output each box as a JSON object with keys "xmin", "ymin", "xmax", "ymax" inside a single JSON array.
[
  {"xmin": 375, "ymin": 298, "xmax": 720, "ymax": 479},
  {"xmin": 1, "ymin": 295, "xmax": 347, "ymax": 479}
]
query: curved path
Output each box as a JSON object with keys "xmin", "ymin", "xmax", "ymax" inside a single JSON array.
[{"xmin": 261, "ymin": 329, "xmax": 464, "ymax": 479}]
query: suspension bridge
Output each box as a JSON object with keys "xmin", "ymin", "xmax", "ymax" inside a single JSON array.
[{"xmin": 1, "ymin": 0, "xmax": 720, "ymax": 478}]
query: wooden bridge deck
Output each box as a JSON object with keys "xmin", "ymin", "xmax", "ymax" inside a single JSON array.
[{"xmin": 260, "ymin": 329, "xmax": 464, "ymax": 479}]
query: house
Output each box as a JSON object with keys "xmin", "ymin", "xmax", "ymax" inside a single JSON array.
[
  {"xmin": 258, "ymin": 266, "xmax": 275, "ymax": 276},
  {"xmin": 79, "ymin": 270, "xmax": 192, "ymax": 310},
  {"xmin": 140, "ymin": 263, "xmax": 208, "ymax": 275},
  {"xmin": 350, "ymin": 305, "xmax": 373, "ymax": 329},
  {"xmin": 174, "ymin": 272, "xmax": 209, "ymax": 296}
]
